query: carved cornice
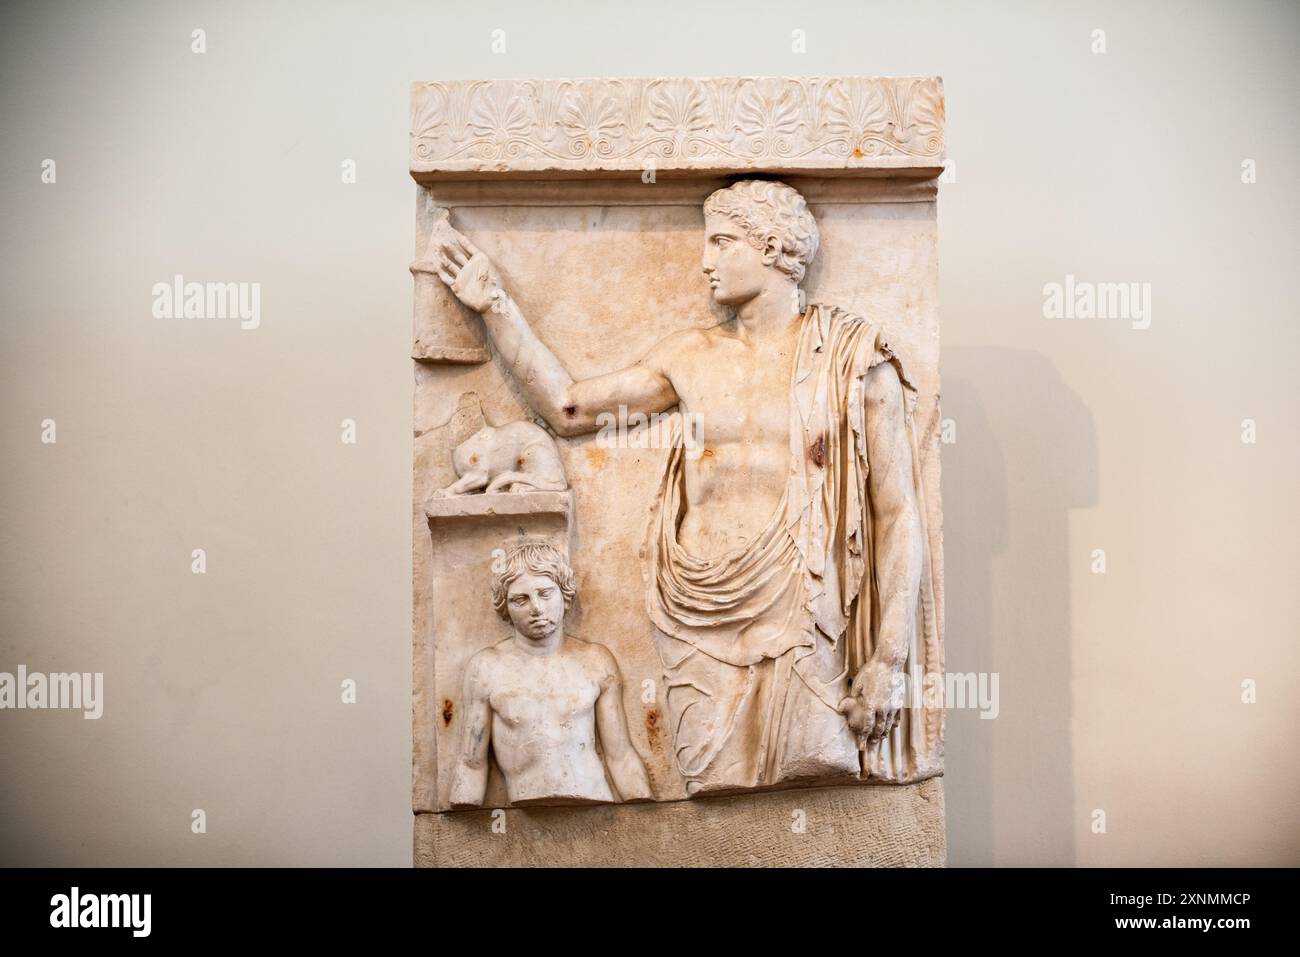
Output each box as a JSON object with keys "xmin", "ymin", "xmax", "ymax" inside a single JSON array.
[{"xmin": 410, "ymin": 75, "xmax": 945, "ymax": 179}]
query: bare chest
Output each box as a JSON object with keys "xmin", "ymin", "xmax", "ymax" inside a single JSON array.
[
  {"xmin": 671, "ymin": 345, "xmax": 794, "ymax": 447},
  {"xmin": 486, "ymin": 659, "xmax": 601, "ymax": 728}
]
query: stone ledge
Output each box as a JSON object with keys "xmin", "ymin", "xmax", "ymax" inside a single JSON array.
[
  {"xmin": 415, "ymin": 777, "xmax": 946, "ymax": 867},
  {"xmin": 425, "ymin": 489, "xmax": 574, "ymax": 521}
]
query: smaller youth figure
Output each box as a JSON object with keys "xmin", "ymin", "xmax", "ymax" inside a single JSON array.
[{"xmin": 448, "ymin": 542, "xmax": 653, "ymax": 807}]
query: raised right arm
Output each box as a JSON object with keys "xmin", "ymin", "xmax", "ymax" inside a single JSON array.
[{"xmin": 429, "ymin": 231, "xmax": 681, "ymax": 437}]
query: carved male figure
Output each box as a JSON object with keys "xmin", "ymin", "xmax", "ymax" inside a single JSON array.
[
  {"xmin": 432, "ymin": 181, "xmax": 938, "ymax": 793},
  {"xmin": 448, "ymin": 541, "xmax": 653, "ymax": 807}
]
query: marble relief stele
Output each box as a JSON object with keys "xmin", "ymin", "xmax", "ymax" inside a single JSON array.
[{"xmin": 412, "ymin": 75, "xmax": 946, "ymax": 819}]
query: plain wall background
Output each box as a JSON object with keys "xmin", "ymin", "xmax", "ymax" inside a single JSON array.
[{"xmin": 1, "ymin": 0, "xmax": 1295, "ymax": 866}]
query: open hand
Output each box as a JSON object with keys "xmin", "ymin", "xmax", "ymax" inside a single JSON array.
[{"xmin": 434, "ymin": 233, "xmax": 501, "ymax": 314}]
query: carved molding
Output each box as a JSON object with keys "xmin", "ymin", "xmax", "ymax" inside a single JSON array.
[
  {"xmin": 420, "ymin": 176, "xmax": 939, "ymax": 208},
  {"xmin": 410, "ymin": 75, "xmax": 945, "ymax": 178}
]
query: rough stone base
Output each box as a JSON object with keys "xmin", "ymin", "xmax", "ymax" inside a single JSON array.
[{"xmin": 414, "ymin": 778, "xmax": 945, "ymax": 867}]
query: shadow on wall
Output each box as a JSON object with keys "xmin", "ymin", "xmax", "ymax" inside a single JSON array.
[{"xmin": 941, "ymin": 346, "xmax": 1097, "ymax": 866}]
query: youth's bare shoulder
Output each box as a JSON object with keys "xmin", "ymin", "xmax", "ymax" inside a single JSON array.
[
  {"xmin": 566, "ymin": 637, "xmax": 621, "ymax": 684},
  {"xmin": 464, "ymin": 640, "xmax": 512, "ymax": 682}
]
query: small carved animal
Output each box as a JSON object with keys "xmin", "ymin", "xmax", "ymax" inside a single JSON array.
[{"xmin": 434, "ymin": 420, "xmax": 568, "ymax": 497}]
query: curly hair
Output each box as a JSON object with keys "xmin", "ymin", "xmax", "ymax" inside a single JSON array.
[
  {"xmin": 703, "ymin": 179, "xmax": 820, "ymax": 283},
  {"xmin": 490, "ymin": 541, "xmax": 576, "ymax": 621}
]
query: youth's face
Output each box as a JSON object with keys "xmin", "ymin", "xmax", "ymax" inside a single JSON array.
[
  {"xmin": 702, "ymin": 213, "xmax": 774, "ymax": 306},
  {"xmin": 505, "ymin": 573, "xmax": 565, "ymax": 641}
]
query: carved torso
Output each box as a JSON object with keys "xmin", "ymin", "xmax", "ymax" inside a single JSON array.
[
  {"xmin": 476, "ymin": 639, "xmax": 614, "ymax": 805},
  {"xmin": 667, "ymin": 321, "xmax": 803, "ymax": 558}
]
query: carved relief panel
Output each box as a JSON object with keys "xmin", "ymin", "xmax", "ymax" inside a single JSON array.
[{"xmin": 412, "ymin": 76, "xmax": 947, "ymax": 818}]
